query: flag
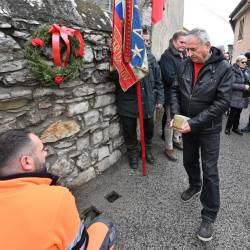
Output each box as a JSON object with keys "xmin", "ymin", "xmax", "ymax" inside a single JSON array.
[
  {"xmin": 111, "ymin": 0, "xmax": 148, "ymax": 92},
  {"xmin": 152, "ymin": 0, "xmax": 165, "ymax": 25}
]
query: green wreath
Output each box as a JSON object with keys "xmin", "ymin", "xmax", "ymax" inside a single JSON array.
[{"xmin": 24, "ymin": 24, "xmax": 84, "ymax": 86}]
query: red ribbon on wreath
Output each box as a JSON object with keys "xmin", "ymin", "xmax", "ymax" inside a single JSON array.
[{"xmin": 48, "ymin": 24, "xmax": 85, "ymax": 85}]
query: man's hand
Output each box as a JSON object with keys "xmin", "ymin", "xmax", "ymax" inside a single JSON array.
[
  {"xmin": 156, "ymin": 103, "xmax": 163, "ymax": 111},
  {"xmin": 170, "ymin": 120, "xmax": 191, "ymax": 133}
]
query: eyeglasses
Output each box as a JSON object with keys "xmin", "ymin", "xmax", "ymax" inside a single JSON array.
[{"xmin": 241, "ymin": 61, "xmax": 247, "ymax": 64}]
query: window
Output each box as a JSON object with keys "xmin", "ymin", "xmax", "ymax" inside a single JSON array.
[{"xmin": 238, "ymin": 17, "xmax": 245, "ymax": 41}]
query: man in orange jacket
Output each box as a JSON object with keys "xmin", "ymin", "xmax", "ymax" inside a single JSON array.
[{"xmin": 0, "ymin": 129, "xmax": 116, "ymax": 250}]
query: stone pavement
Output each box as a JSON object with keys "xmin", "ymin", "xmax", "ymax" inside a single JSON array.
[{"xmin": 73, "ymin": 108, "xmax": 250, "ymax": 250}]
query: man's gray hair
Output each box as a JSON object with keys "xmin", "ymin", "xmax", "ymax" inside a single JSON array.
[{"xmin": 187, "ymin": 28, "xmax": 210, "ymax": 44}]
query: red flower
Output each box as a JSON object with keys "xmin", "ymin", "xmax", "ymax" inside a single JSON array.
[
  {"xmin": 54, "ymin": 75, "xmax": 64, "ymax": 85},
  {"xmin": 31, "ymin": 38, "xmax": 45, "ymax": 47}
]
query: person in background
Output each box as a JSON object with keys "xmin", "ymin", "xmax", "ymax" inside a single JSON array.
[
  {"xmin": 223, "ymin": 52, "xmax": 231, "ymax": 63},
  {"xmin": 112, "ymin": 28, "xmax": 164, "ymax": 169},
  {"xmin": 241, "ymin": 51, "xmax": 250, "ymax": 133},
  {"xmin": 225, "ymin": 55, "xmax": 249, "ymax": 135},
  {"xmin": 171, "ymin": 28, "xmax": 233, "ymax": 242},
  {"xmin": 159, "ymin": 31, "xmax": 187, "ymax": 162},
  {"xmin": 0, "ymin": 129, "xmax": 116, "ymax": 250}
]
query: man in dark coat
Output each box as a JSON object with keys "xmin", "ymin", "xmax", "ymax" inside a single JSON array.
[
  {"xmin": 113, "ymin": 32, "xmax": 164, "ymax": 169},
  {"xmin": 171, "ymin": 28, "xmax": 233, "ymax": 241},
  {"xmin": 159, "ymin": 31, "xmax": 186, "ymax": 161}
]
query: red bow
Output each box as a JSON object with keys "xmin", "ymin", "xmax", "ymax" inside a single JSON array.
[{"xmin": 48, "ymin": 24, "xmax": 84, "ymax": 67}]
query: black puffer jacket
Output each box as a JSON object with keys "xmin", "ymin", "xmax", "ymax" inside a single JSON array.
[
  {"xmin": 159, "ymin": 41, "xmax": 186, "ymax": 105},
  {"xmin": 113, "ymin": 51, "xmax": 164, "ymax": 119},
  {"xmin": 230, "ymin": 64, "xmax": 249, "ymax": 109},
  {"xmin": 171, "ymin": 47, "xmax": 233, "ymax": 134}
]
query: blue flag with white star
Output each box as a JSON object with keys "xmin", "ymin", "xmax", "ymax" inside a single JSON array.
[{"xmin": 131, "ymin": 0, "xmax": 146, "ymax": 68}]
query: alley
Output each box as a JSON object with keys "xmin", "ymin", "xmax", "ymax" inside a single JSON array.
[{"xmin": 73, "ymin": 108, "xmax": 250, "ymax": 250}]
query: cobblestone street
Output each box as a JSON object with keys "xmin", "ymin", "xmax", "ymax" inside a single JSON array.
[{"xmin": 74, "ymin": 108, "xmax": 250, "ymax": 250}]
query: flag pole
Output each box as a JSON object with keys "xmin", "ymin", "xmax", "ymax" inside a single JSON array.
[{"xmin": 137, "ymin": 81, "xmax": 147, "ymax": 176}]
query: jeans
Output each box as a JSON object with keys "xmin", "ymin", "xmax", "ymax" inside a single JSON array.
[
  {"xmin": 164, "ymin": 105, "xmax": 181, "ymax": 150},
  {"xmin": 182, "ymin": 132, "xmax": 220, "ymax": 223},
  {"xmin": 120, "ymin": 115, "xmax": 154, "ymax": 151}
]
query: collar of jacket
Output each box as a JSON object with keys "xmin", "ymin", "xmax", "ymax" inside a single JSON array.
[
  {"xmin": 167, "ymin": 41, "xmax": 184, "ymax": 58},
  {"xmin": 0, "ymin": 172, "xmax": 60, "ymax": 185}
]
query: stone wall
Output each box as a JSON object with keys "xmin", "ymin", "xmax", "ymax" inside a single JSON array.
[{"xmin": 0, "ymin": 0, "xmax": 124, "ymax": 187}]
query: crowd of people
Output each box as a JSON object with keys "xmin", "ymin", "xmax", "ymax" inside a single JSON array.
[
  {"xmin": 114, "ymin": 27, "xmax": 249, "ymax": 242},
  {"xmin": 0, "ymin": 27, "xmax": 249, "ymax": 249}
]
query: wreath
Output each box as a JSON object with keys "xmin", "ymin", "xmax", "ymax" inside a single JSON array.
[{"xmin": 24, "ymin": 24, "xmax": 85, "ymax": 86}]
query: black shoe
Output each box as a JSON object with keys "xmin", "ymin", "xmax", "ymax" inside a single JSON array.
[
  {"xmin": 197, "ymin": 220, "xmax": 213, "ymax": 242},
  {"xmin": 224, "ymin": 128, "xmax": 230, "ymax": 135},
  {"xmin": 232, "ymin": 128, "xmax": 243, "ymax": 135},
  {"xmin": 181, "ymin": 187, "xmax": 201, "ymax": 201},
  {"xmin": 146, "ymin": 149, "xmax": 155, "ymax": 164}
]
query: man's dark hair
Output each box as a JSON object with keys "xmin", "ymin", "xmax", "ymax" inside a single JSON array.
[
  {"xmin": 172, "ymin": 31, "xmax": 187, "ymax": 41},
  {"xmin": 0, "ymin": 129, "xmax": 32, "ymax": 168},
  {"xmin": 245, "ymin": 52, "xmax": 250, "ymax": 60}
]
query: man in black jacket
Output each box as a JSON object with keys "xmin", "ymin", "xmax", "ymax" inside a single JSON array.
[
  {"xmin": 171, "ymin": 28, "xmax": 233, "ymax": 241},
  {"xmin": 113, "ymin": 31, "xmax": 164, "ymax": 169},
  {"xmin": 160, "ymin": 31, "xmax": 186, "ymax": 161}
]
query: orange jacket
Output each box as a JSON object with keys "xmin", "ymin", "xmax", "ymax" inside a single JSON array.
[{"xmin": 0, "ymin": 173, "xmax": 87, "ymax": 250}]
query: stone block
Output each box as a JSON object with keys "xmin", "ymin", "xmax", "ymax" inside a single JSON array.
[
  {"xmin": 103, "ymin": 104, "xmax": 117, "ymax": 117},
  {"xmin": 97, "ymin": 150, "xmax": 122, "ymax": 173},
  {"xmin": 76, "ymin": 152, "xmax": 91, "ymax": 170},
  {"xmin": 41, "ymin": 120, "xmax": 80, "ymax": 143},
  {"xmin": 94, "ymin": 94, "xmax": 115, "ymax": 108},
  {"xmin": 0, "ymin": 60, "xmax": 26, "ymax": 73},
  {"xmin": 50, "ymin": 158, "xmax": 75, "ymax": 177},
  {"xmin": 109, "ymin": 122, "xmax": 121, "ymax": 139},
  {"xmin": 0, "ymin": 32, "xmax": 21, "ymax": 51},
  {"xmin": 95, "ymin": 82, "xmax": 116, "ymax": 95},
  {"xmin": 0, "ymin": 99, "xmax": 28, "ymax": 111},
  {"xmin": 67, "ymin": 101, "xmax": 89, "ymax": 116},
  {"xmin": 69, "ymin": 167, "xmax": 96, "ymax": 187},
  {"xmin": 96, "ymin": 62, "xmax": 109, "ymax": 70},
  {"xmin": 113, "ymin": 136, "xmax": 124, "ymax": 149},
  {"xmin": 84, "ymin": 46, "xmax": 94, "ymax": 63},
  {"xmin": 83, "ymin": 110, "xmax": 100, "ymax": 126},
  {"xmin": 97, "ymin": 146, "xmax": 110, "ymax": 161},
  {"xmin": 73, "ymin": 84, "xmax": 95, "ymax": 97},
  {"xmin": 91, "ymin": 130, "xmax": 103, "ymax": 145},
  {"xmin": 76, "ymin": 136, "xmax": 90, "ymax": 151}
]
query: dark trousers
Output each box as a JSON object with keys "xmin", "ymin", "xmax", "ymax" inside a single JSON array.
[
  {"xmin": 226, "ymin": 107, "xmax": 242, "ymax": 130},
  {"xmin": 182, "ymin": 132, "xmax": 220, "ymax": 223},
  {"xmin": 120, "ymin": 115, "xmax": 154, "ymax": 151}
]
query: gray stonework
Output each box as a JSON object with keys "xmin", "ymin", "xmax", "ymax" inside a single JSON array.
[{"xmin": 0, "ymin": 0, "xmax": 123, "ymax": 187}]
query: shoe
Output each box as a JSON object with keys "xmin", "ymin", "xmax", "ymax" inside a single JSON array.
[
  {"xmin": 181, "ymin": 187, "xmax": 201, "ymax": 201},
  {"xmin": 165, "ymin": 149, "xmax": 178, "ymax": 162},
  {"xmin": 241, "ymin": 126, "xmax": 250, "ymax": 133},
  {"xmin": 173, "ymin": 141, "xmax": 183, "ymax": 150},
  {"xmin": 224, "ymin": 128, "xmax": 230, "ymax": 135},
  {"xmin": 197, "ymin": 220, "xmax": 213, "ymax": 242},
  {"xmin": 128, "ymin": 151, "xmax": 138, "ymax": 169},
  {"xmin": 232, "ymin": 128, "xmax": 243, "ymax": 135},
  {"xmin": 146, "ymin": 148, "xmax": 155, "ymax": 164}
]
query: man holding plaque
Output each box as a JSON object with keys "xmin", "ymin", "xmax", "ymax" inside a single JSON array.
[{"xmin": 171, "ymin": 28, "xmax": 233, "ymax": 242}]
